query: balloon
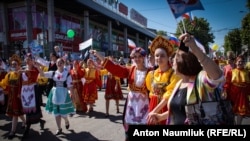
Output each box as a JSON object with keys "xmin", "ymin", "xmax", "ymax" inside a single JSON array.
[
  {"xmin": 212, "ymin": 44, "xmax": 219, "ymax": 51},
  {"xmin": 67, "ymin": 29, "xmax": 75, "ymax": 38}
]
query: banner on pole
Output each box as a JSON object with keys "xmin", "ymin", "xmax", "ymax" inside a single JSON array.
[{"xmin": 79, "ymin": 38, "xmax": 93, "ymax": 51}]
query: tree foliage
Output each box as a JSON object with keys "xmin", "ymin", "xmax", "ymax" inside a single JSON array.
[
  {"xmin": 224, "ymin": 0, "xmax": 250, "ymax": 57},
  {"xmin": 241, "ymin": 13, "xmax": 250, "ymax": 48},
  {"xmin": 156, "ymin": 30, "xmax": 167, "ymax": 36},
  {"xmin": 175, "ymin": 17, "xmax": 215, "ymax": 54},
  {"xmin": 224, "ymin": 28, "xmax": 242, "ymax": 55}
]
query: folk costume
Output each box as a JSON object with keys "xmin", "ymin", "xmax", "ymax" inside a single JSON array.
[
  {"xmin": 0, "ymin": 55, "xmax": 23, "ymax": 117},
  {"xmin": 145, "ymin": 67, "xmax": 180, "ymax": 124},
  {"xmin": 44, "ymin": 70, "xmax": 75, "ymax": 116},
  {"xmin": 70, "ymin": 60, "xmax": 87, "ymax": 112},
  {"xmin": 21, "ymin": 67, "xmax": 39, "ymax": 114},
  {"xmin": 101, "ymin": 55, "xmax": 150, "ymax": 134},
  {"xmin": 82, "ymin": 59, "xmax": 102, "ymax": 112},
  {"xmin": 104, "ymin": 70, "xmax": 124, "ymax": 116},
  {"xmin": 21, "ymin": 54, "xmax": 46, "ymax": 138},
  {"xmin": 224, "ymin": 68, "xmax": 250, "ymax": 117},
  {"xmin": 36, "ymin": 65, "xmax": 49, "ymax": 105},
  {"xmin": 105, "ymin": 72, "xmax": 124, "ymax": 101},
  {"xmin": 146, "ymin": 35, "xmax": 181, "ymax": 125},
  {"xmin": 100, "ymin": 68, "xmax": 108, "ymax": 89},
  {"xmin": 0, "ymin": 54, "xmax": 26, "ymax": 139}
]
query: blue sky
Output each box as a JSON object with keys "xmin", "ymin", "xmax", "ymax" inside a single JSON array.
[{"xmin": 119, "ymin": 0, "xmax": 248, "ymax": 50}]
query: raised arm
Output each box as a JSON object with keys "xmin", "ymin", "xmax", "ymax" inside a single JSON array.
[
  {"xmin": 179, "ymin": 33, "xmax": 223, "ymax": 80},
  {"xmin": 90, "ymin": 50, "xmax": 130, "ymax": 78}
]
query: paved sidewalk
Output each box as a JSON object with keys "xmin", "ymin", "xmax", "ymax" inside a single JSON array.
[
  {"xmin": 0, "ymin": 88, "xmax": 128, "ymax": 141},
  {"xmin": 1, "ymin": 86, "xmax": 250, "ymax": 141}
]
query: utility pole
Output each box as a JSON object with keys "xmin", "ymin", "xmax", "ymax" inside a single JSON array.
[{"xmin": 41, "ymin": 11, "xmax": 46, "ymax": 57}]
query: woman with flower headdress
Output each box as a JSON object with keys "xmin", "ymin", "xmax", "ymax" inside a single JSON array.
[
  {"xmin": 147, "ymin": 33, "xmax": 224, "ymax": 125},
  {"xmin": 0, "ymin": 54, "xmax": 26, "ymax": 139},
  {"xmin": 146, "ymin": 35, "xmax": 181, "ymax": 125},
  {"xmin": 91, "ymin": 47, "xmax": 150, "ymax": 141}
]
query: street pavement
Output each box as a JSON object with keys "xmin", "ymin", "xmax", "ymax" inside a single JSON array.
[
  {"xmin": 1, "ymin": 86, "xmax": 250, "ymax": 141},
  {"xmin": 0, "ymin": 87, "xmax": 128, "ymax": 141}
]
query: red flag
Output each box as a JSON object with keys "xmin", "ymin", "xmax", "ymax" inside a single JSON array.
[{"xmin": 166, "ymin": 0, "xmax": 204, "ymax": 19}]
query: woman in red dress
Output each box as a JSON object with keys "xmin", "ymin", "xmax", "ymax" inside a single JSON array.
[
  {"xmin": 70, "ymin": 60, "xmax": 87, "ymax": 113},
  {"xmin": 224, "ymin": 55, "xmax": 250, "ymax": 124},
  {"xmin": 0, "ymin": 54, "xmax": 26, "ymax": 139},
  {"xmin": 103, "ymin": 56, "xmax": 124, "ymax": 117},
  {"xmin": 92, "ymin": 48, "xmax": 150, "ymax": 141},
  {"xmin": 21, "ymin": 53, "xmax": 46, "ymax": 139},
  {"xmin": 82, "ymin": 59, "xmax": 102, "ymax": 113}
]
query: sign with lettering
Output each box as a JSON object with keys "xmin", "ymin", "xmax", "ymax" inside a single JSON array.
[{"xmin": 130, "ymin": 8, "xmax": 147, "ymax": 27}]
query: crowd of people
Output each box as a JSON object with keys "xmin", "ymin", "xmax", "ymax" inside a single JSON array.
[{"xmin": 0, "ymin": 33, "xmax": 249, "ymax": 141}]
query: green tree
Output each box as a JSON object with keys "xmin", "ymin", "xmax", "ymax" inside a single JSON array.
[
  {"xmin": 156, "ymin": 30, "xmax": 167, "ymax": 36},
  {"xmin": 175, "ymin": 17, "xmax": 215, "ymax": 54},
  {"xmin": 241, "ymin": 0, "xmax": 250, "ymax": 53},
  {"xmin": 224, "ymin": 0, "xmax": 250, "ymax": 57},
  {"xmin": 224, "ymin": 28, "xmax": 242, "ymax": 56},
  {"xmin": 241, "ymin": 14, "xmax": 250, "ymax": 51}
]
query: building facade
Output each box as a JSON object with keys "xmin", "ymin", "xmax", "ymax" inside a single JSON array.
[{"xmin": 0, "ymin": 0, "xmax": 156, "ymax": 60}]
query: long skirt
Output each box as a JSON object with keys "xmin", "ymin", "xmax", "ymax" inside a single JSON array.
[{"xmin": 148, "ymin": 95, "xmax": 167, "ymax": 125}]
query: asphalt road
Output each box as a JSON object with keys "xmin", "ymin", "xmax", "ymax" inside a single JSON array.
[
  {"xmin": 1, "ymin": 86, "xmax": 250, "ymax": 141},
  {"xmin": 0, "ymin": 87, "xmax": 128, "ymax": 141}
]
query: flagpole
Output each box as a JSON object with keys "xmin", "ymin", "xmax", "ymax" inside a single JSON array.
[
  {"xmin": 181, "ymin": 18, "xmax": 187, "ymax": 33},
  {"xmin": 174, "ymin": 18, "xmax": 184, "ymax": 34}
]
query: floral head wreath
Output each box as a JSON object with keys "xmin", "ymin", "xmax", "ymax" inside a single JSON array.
[
  {"xmin": 149, "ymin": 35, "xmax": 174, "ymax": 56},
  {"xmin": 10, "ymin": 54, "xmax": 22, "ymax": 65}
]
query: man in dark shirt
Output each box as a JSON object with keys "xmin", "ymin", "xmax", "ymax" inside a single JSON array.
[{"xmin": 45, "ymin": 52, "xmax": 58, "ymax": 97}]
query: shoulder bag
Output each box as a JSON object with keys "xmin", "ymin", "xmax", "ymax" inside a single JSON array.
[{"xmin": 185, "ymin": 78, "xmax": 235, "ymax": 125}]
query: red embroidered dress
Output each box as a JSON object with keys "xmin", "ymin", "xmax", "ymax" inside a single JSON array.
[
  {"xmin": 0, "ymin": 71, "xmax": 23, "ymax": 117},
  {"xmin": 102, "ymin": 59, "xmax": 150, "ymax": 128},
  {"xmin": 224, "ymin": 68, "xmax": 250, "ymax": 116},
  {"xmin": 70, "ymin": 62, "xmax": 86, "ymax": 112}
]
